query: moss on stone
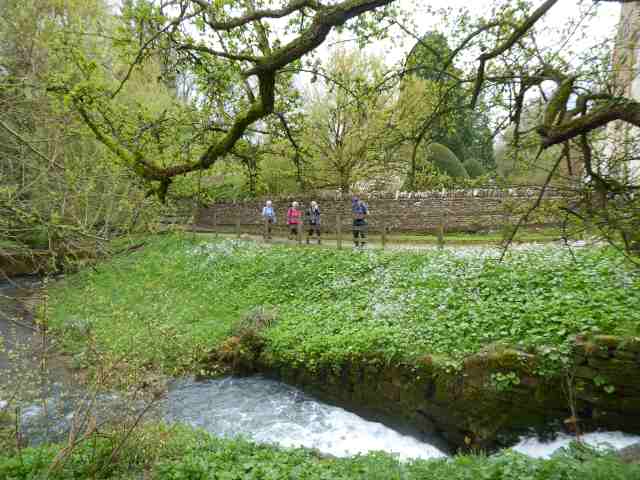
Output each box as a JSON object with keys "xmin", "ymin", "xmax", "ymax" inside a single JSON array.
[
  {"xmin": 594, "ymin": 335, "xmax": 622, "ymax": 348},
  {"xmin": 619, "ymin": 338, "xmax": 640, "ymax": 353}
]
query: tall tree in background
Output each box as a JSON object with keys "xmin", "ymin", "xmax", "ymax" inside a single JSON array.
[
  {"xmin": 459, "ymin": 0, "xmax": 639, "ymax": 256},
  {"xmin": 302, "ymin": 49, "xmax": 397, "ymax": 192},
  {"xmin": 405, "ymin": 31, "xmax": 495, "ymax": 171}
]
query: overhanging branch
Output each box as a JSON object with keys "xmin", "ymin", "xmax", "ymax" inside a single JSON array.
[
  {"xmin": 538, "ymin": 99, "xmax": 640, "ymax": 147},
  {"xmin": 471, "ymin": 0, "xmax": 559, "ymax": 108},
  {"xmin": 68, "ymin": 0, "xmax": 395, "ymax": 199},
  {"xmin": 192, "ymin": 0, "xmax": 321, "ymax": 31}
]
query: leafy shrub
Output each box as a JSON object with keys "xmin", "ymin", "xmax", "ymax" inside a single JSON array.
[
  {"xmin": 462, "ymin": 158, "xmax": 486, "ymax": 178},
  {"xmin": 491, "ymin": 371, "xmax": 521, "ymax": 392},
  {"xmin": 214, "ymin": 306, "xmax": 278, "ymax": 372},
  {"xmin": 427, "ymin": 143, "xmax": 469, "ymax": 178}
]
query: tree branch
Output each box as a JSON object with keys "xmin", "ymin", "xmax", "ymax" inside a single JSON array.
[
  {"xmin": 71, "ymin": 0, "xmax": 395, "ymax": 200},
  {"xmin": 0, "ymin": 119, "xmax": 60, "ymax": 167},
  {"xmin": 175, "ymin": 43, "xmax": 259, "ymax": 63},
  {"xmin": 192, "ymin": 0, "xmax": 321, "ymax": 31},
  {"xmin": 538, "ymin": 98, "xmax": 640, "ymax": 147},
  {"xmin": 243, "ymin": 0, "xmax": 394, "ymax": 77},
  {"xmin": 471, "ymin": 0, "xmax": 559, "ymax": 108}
]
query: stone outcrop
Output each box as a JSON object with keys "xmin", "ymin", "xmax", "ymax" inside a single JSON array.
[
  {"xmin": 618, "ymin": 443, "xmax": 640, "ymax": 464},
  {"xmin": 570, "ymin": 335, "xmax": 640, "ymax": 431}
]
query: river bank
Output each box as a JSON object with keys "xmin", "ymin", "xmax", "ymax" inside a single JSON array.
[
  {"xmin": 3, "ymin": 421, "xmax": 639, "ymax": 479},
  {"xmin": 38, "ymin": 234, "xmax": 640, "ymax": 450},
  {"xmin": 2, "ymin": 240, "xmax": 640, "ymax": 476}
]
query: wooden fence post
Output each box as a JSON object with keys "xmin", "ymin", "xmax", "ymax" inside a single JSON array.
[
  {"xmin": 297, "ymin": 222, "xmax": 302, "ymax": 245},
  {"xmin": 437, "ymin": 209, "xmax": 446, "ymax": 249},
  {"xmin": 236, "ymin": 215, "xmax": 241, "ymax": 239},
  {"xmin": 213, "ymin": 210, "xmax": 218, "ymax": 238},
  {"xmin": 336, "ymin": 213, "xmax": 342, "ymax": 250},
  {"xmin": 190, "ymin": 198, "xmax": 197, "ymax": 241},
  {"xmin": 381, "ymin": 221, "xmax": 387, "ymax": 250}
]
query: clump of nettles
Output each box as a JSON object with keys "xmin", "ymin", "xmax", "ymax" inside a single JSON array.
[{"xmin": 215, "ymin": 306, "xmax": 277, "ymax": 373}]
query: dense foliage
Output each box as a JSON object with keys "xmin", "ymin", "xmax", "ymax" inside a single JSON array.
[
  {"xmin": 1, "ymin": 423, "xmax": 638, "ymax": 479},
  {"xmin": 2, "ymin": 0, "xmax": 638, "ymax": 261},
  {"xmin": 0, "ymin": 0, "xmax": 163, "ymax": 260},
  {"xmin": 463, "ymin": 158, "xmax": 487, "ymax": 178},
  {"xmin": 405, "ymin": 31, "xmax": 495, "ymax": 169},
  {"xmin": 49, "ymin": 235, "xmax": 640, "ymax": 376}
]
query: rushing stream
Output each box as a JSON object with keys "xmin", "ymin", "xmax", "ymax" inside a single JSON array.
[
  {"xmin": 163, "ymin": 376, "xmax": 640, "ymax": 460},
  {"xmin": 2, "ymin": 278, "xmax": 640, "ymax": 461},
  {"xmin": 164, "ymin": 376, "xmax": 449, "ymax": 459},
  {"xmin": 0, "ymin": 276, "xmax": 41, "ymax": 371}
]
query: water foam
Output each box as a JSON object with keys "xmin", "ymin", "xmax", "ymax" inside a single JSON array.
[
  {"xmin": 164, "ymin": 376, "xmax": 447, "ymax": 460},
  {"xmin": 512, "ymin": 431, "xmax": 640, "ymax": 458}
]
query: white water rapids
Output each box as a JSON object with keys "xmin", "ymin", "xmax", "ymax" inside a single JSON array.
[
  {"xmin": 9, "ymin": 373, "xmax": 640, "ymax": 461},
  {"xmin": 512, "ymin": 431, "xmax": 640, "ymax": 459},
  {"xmin": 164, "ymin": 376, "xmax": 640, "ymax": 460},
  {"xmin": 164, "ymin": 376, "xmax": 448, "ymax": 460}
]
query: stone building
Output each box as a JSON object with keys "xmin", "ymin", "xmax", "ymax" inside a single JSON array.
[
  {"xmin": 609, "ymin": 1, "xmax": 640, "ymax": 182},
  {"xmin": 612, "ymin": 2, "xmax": 640, "ymax": 98}
]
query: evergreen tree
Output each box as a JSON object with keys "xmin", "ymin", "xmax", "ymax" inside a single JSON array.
[
  {"xmin": 427, "ymin": 143, "xmax": 468, "ymax": 178},
  {"xmin": 406, "ymin": 31, "xmax": 494, "ymax": 169}
]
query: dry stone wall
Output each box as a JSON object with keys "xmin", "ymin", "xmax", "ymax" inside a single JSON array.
[{"xmin": 196, "ymin": 188, "xmax": 568, "ymax": 233}]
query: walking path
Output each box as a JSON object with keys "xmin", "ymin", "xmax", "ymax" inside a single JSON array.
[{"xmin": 189, "ymin": 231, "xmax": 570, "ymax": 253}]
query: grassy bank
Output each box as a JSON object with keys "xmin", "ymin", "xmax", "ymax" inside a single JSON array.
[
  {"xmin": 48, "ymin": 234, "xmax": 640, "ymax": 376},
  {"xmin": 1, "ymin": 424, "xmax": 638, "ymax": 479}
]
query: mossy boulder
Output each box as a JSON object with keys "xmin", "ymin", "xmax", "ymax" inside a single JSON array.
[{"xmin": 619, "ymin": 443, "xmax": 640, "ymax": 464}]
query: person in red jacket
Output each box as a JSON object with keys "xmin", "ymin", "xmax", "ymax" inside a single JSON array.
[{"xmin": 287, "ymin": 201, "xmax": 302, "ymax": 240}]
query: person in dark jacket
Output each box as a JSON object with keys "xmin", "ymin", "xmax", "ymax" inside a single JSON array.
[
  {"xmin": 305, "ymin": 201, "xmax": 321, "ymax": 244},
  {"xmin": 352, "ymin": 196, "xmax": 368, "ymax": 247}
]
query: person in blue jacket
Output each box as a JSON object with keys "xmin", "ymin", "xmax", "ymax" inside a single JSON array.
[
  {"xmin": 351, "ymin": 196, "xmax": 368, "ymax": 248},
  {"xmin": 261, "ymin": 200, "xmax": 276, "ymax": 239}
]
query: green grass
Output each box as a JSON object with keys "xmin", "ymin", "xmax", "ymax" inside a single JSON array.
[
  {"xmin": 48, "ymin": 234, "xmax": 640, "ymax": 376},
  {"xmin": 379, "ymin": 228, "xmax": 562, "ymax": 244},
  {"xmin": 48, "ymin": 235, "xmax": 241, "ymax": 374},
  {"xmin": 1, "ymin": 424, "xmax": 638, "ymax": 479}
]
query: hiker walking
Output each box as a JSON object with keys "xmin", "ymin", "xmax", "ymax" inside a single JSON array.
[
  {"xmin": 352, "ymin": 196, "xmax": 368, "ymax": 247},
  {"xmin": 261, "ymin": 200, "xmax": 276, "ymax": 239},
  {"xmin": 305, "ymin": 201, "xmax": 321, "ymax": 244},
  {"xmin": 287, "ymin": 201, "xmax": 302, "ymax": 240}
]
